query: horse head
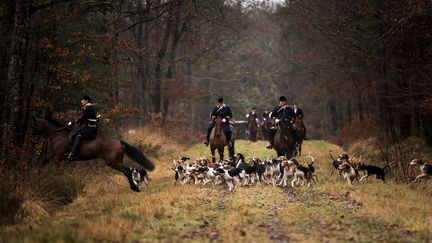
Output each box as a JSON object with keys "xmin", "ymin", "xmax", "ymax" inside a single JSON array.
[
  {"xmin": 278, "ymin": 118, "xmax": 291, "ymax": 132},
  {"xmin": 32, "ymin": 114, "xmax": 68, "ymax": 135},
  {"xmin": 214, "ymin": 115, "xmax": 223, "ymax": 136}
]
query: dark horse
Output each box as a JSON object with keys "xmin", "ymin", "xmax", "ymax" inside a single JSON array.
[
  {"xmin": 292, "ymin": 115, "xmax": 306, "ymax": 157},
  {"xmin": 209, "ymin": 116, "xmax": 234, "ymax": 162},
  {"xmin": 247, "ymin": 115, "xmax": 258, "ymax": 142},
  {"xmin": 33, "ymin": 115, "xmax": 154, "ymax": 192},
  {"xmin": 259, "ymin": 111, "xmax": 272, "ymax": 141},
  {"xmin": 273, "ymin": 119, "xmax": 295, "ymax": 159}
]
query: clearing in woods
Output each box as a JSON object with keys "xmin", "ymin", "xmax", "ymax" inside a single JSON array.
[{"xmin": 1, "ymin": 139, "xmax": 431, "ymax": 242}]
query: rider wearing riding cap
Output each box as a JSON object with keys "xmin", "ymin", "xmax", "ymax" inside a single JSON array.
[
  {"xmin": 65, "ymin": 95, "xmax": 98, "ymax": 160},
  {"xmin": 266, "ymin": 96, "xmax": 295, "ymax": 149},
  {"xmin": 203, "ymin": 97, "xmax": 233, "ymax": 147},
  {"xmin": 246, "ymin": 106, "xmax": 258, "ymax": 124}
]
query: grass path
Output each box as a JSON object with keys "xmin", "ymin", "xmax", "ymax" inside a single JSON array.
[{"xmin": 1, "ymin": 140, "xmax": 431, "ymax": 242}]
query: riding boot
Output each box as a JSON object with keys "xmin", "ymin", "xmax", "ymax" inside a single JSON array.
[
  {"xmin": 65, "ymin": 135, "xmax": 83, "ymax": 160},
  {"xmin": 203, "ymin": 127, "xmax": 212, "ymax": 146},
  {"xmin": 266, "ymin": 129, "xmax": 276, "ymax": 149},
  {"xmin": 225, "ymin": 131, "xmax": 233, "ymax": 147}
]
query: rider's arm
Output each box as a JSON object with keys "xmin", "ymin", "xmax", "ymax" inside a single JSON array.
[
  {"xmin": 210, "ymin": 107, "xmax": 217, "ymax": 118},
  {"xmin": 75, "ymin": 107, "xmax": 88, "ymax": 125},
  {"xmin": 270, "ymin": 107, "xmax": 278, "ymax": 120},
  {"xmin": 226, "ymin": 107, "xmax": 232, "ymax": 119}
]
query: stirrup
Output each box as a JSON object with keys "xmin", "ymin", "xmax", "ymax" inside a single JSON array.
[
  {"xmin": 266, "ymin": 144, "xmax": 273, "ymax": 149},
  {"xmin": 203, "ymin": 140, "xmax": 209, "ymax": 146},
  {"xmin": 64, "ymin": 152, "xmax": 75, "ymax": 161}
]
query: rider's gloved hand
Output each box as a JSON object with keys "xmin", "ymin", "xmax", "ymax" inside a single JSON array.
[
  {"xmin": 222, "ymin": 118, "xmax": 226, "ymax": 123},
  {"xmin": 275, "ymin": 119, "xmax": 280, "ymax": 123}
]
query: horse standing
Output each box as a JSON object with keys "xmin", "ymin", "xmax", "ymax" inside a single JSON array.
[
  {"xmin": 273, "ymin": 119, "xmax": 295, "ymax": 159},
  {"xmin": 260, "ymin": 111, "xmax": 272, "ymax": 141},
  {"xmin": 209, "ymin": 116, "xmax": 234, "ymax": 162},
  {"xmin": 247, "ymin": 115, "xmax": 258, "ymax": 142},
  {"xmin": 33, "ymin": 116, "xmax": 154, "ymax": 192},
  {"xmin": 292, "ymin": 115, "xmax": 305, "ymax": 157}
]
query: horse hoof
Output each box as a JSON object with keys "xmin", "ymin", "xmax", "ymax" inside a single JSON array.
[
  {"xmin": 132, "ymin": 187, "xmax": 141, "ymax": 192},
  {"xmin": 131, "ymin": 184, "xmax": 141, "ymax": 192}
]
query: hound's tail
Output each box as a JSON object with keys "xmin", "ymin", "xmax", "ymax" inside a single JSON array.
[
  {"xmin": 383, "ymin": 161, "xmax": 394, "ymax": 170},
  {"xmin": 121, "ymin": 141, "xmax": 155, "ymax": 171},
  {"xmin": 329, "ymin": 152, "xmax": 336, "ymax": 161}
]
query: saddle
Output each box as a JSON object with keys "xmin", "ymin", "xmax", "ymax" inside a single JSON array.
[
  {"xmin": 67, "ymin": 127, "xmax": 91, "ymax": 146},
  {"xmin": 68, "ymin": 127, "xmax": 80, "ymax": 143}
]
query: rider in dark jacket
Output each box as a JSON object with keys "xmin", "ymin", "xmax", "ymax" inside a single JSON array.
[
  {"xmin": 65, "ymin": 95, "xmax": 98, "ymax": 160},
  {"xmin": 203, "ymin": 98, "xmax": 233, "ymax": 147},
  {"xmin": 266, "ymin": 96, "xmax": 295, "ymax": 149},
  {"xmin": 246, "ymin": 106, "xmax": 258, "ymax": 127}
]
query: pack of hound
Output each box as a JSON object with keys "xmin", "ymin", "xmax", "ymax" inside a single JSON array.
[
  {"xmin": 329, "ymin": 152, "xmax": 432, "ymax": 184},
  {"xmin": 172, "ymin": 152, "xmax": 318, "ymax": 191}
]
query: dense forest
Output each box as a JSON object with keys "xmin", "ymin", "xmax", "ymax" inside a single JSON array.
[{"xmin": 1, "ymin": 0, "xmax": 432, "ymax": 168}]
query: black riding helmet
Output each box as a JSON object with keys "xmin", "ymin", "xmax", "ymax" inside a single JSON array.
[
  {"xmin": 81, "ymin": 95, "xmax": 92, "ymax": 103},
  {"xmin": 279, "ymin": 96, "xmax": 287, "ymax": 102}
]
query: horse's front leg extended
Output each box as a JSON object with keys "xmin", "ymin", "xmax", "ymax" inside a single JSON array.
[{"xmin": 109, "ymin": 163, "xmax": 140, "ymax": 192}]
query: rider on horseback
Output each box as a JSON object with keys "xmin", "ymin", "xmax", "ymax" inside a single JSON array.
[
  {"xmin": 65, "ymin": 95, "xmax": 98, "ymax": 160},
  {"xmin": 246, "ymin": 107, "xmax": 257, "ymax": 119},
  {"xmin": 293, "ymin": 102, "xmax": 307, "ymax": 138},
  {"xmin": 266, "ymin": 96, "xmax": 295, "ymax": 149},
  {"xmin": 246, "ymin": 106, "xmax": 258, "ymax": 125},
  {"xmin": 203, "ymin": 97, "xmax": 233, "ymax": 147}
]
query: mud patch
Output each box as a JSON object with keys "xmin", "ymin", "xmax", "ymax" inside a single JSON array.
[{"xmin": 268, "ymin": 204, "xmax": 291, "ymax": 243}]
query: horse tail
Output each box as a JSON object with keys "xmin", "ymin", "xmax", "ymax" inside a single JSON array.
[{"xmin": 121, "ymin": 141, "xmax": 155, "ymax": 171}]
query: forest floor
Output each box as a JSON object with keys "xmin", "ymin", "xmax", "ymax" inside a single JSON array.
[{"xmin": 1, "ymin": 130, "xmax": 432, "ymax": 242}]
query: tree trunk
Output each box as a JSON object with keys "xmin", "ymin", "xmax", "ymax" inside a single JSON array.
[
  {"xmin": 152, "ymin": 11, "xmax": 172, "ymax": 113},
  {"xmin": 2, "ymin": 0, "xmax": 31, "ymax": 164}
]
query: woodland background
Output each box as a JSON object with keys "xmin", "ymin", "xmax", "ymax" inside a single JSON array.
[{"xmin": 1, "ymin": 0, "xmax": 432, "ymax": 170}]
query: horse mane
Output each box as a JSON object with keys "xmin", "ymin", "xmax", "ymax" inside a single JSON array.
[{"xmin": 45, "ymin": 116, "xmax": 67, "ymax": 127}]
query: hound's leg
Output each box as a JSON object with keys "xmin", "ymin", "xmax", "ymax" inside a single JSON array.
[
  {"xmin": 291, "ymin": 177, "xmax": 297, "ymax": 188},
  {"xmin": 414, "ymin": 174, "xmax": 427, "ymax": 183}
]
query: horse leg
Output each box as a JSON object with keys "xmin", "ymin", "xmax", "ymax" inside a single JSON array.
[
  {"xmin": 228, "ymin": 145, "xmax": 234, "ymax": 159},
  {"xmin": 108, "ymin": 162, "xmax": 140, "ymax": 192},
  {"xmin": 211, "ymin": 147, "xmax": 216, "ymax": 163},
  {"xmin": 219, "ymin": 147, "xmax": 224, "ymax": 161},
  {"xmin": 299, "ymin": 142, "xmax": 302, "ymax": 157}
]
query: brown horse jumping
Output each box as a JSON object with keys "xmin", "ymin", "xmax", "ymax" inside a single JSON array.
[
  {"xmin": 292, "ymin": 116, "xmax": 306, "ymax": 157},
  {"xmin": 209, "ymin": 116, "xmax": 234, "ymax": 162},
  {"xmin": 33, "ymin": 115, "xmax": 154, "ymax": 192}
]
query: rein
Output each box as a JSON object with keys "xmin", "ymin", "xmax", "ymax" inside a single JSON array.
[
  {"xmin": 52, "ymin": 126, "xmax": 67, "ymax": 132},
  {"xmin": 51, "ymin": 126, "xmax": 68, "ymax": 133}
]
